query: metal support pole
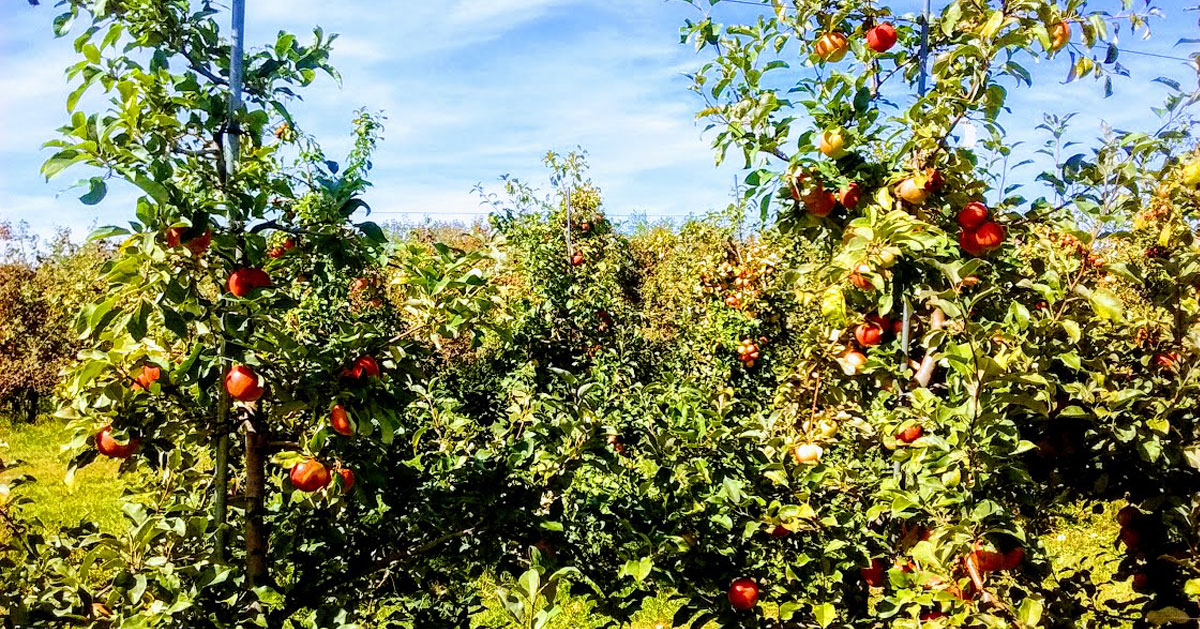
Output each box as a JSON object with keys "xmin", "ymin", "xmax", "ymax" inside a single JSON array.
[
  {"xmin": 917, "ymin": 0, "xmax": 931, "ymax": 97},
  {"xmin": 213, "ymin": 0, "xmax": 246, "ymax": 563}
]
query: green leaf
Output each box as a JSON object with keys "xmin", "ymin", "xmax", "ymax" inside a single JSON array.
[
  {"xmin": 133, "ymin": 173, "xmax": 170, "ymax": 205},
  {"xmin": 1017, "ymin": 598, "xmax": 1044, "ymax": 627},
  {"xmin": 80, "ymin": 177, "xmax": 107, "ymax": 205},
  {"xmin": 53, "ymin": 12, "xmax": 75, "ymax": 37},
  {"xmin": 127, "ymin": 301, "xmax": 150, "ymax": 341},
  {"xmin": 356, "ymin": 221, "xmax": 387, "ymax": 243},
  {"xmin": 1088, "ymin": 288, "xmax": 1123, "ymax": 320},
  {"xmin": 813, "ymin": 602, "xmax": 836, "ymax": 628},
  {"xmin": 88, "ymin": 225, "xmax": 129, "ymax": 241}
]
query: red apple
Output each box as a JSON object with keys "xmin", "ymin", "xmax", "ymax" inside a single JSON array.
[
  {"xmin": 920, "ymin": 611, "xmax": 947, "ymax": 620},
  {"xmin": 958, "ymin": 202, "xmax": 989, "ymax": 230},
  {"xmin": 769, "ymin": 525, "xmax": 790, "ymax": 538},
  {"xmin": 838, "ymin": 182, "xmax": 862, "ymax": 209},
  {"xmin": 570, "ymin": 252, "xmax": 584, "ymax": 266},
  {"xmin": 96, "ymin": 425, "xmax": 139, "ymax": 459},
  {"xmin": 806, "ymin": 187, "xmax": 837, "ymax": 217},
  {"xmin": 727, "ymin": 577, "xmax": 759, "ymax": 611},
  {"xmin": 132, "ymin": 365, "xmax": 161, "ymax": 391},
  {"xmin": 224, "ymin": 365, "xmax": 264, "ymax": 402},
  {"xmin": 330, "ymin": 403, "xmax": 354, "ymax": 436},
  {"xmin": 350, "ymin": 355, "xmax": 381, "ymax": 379},
  {"xmin": 1131, "ymin": 572, "xmax": 1150, "ymax": 592},
  {"xmin": 959, "ymin": 229, "xmax": 986, "ymax": 257},
  {"xmin": 1002, "ymin": 547, "xmax": 1025, "ymax": 570},
  {"xmin": 860, "ymin": 558, "xmax": 886, "ymax": 587},
  {"xmin": 1153, "ymin": 352, "xmax": 1180, "ymax": 372},
  {"xmin": 227, "ymin": 268, "xmax": 271, "ymax": 297},
  {"xmin": 897, "ymin": 424, "xmax": 924, "ymax": 444},
  {"xmin": 290, "ymin": 459, "xmax": 330, "ymax": 493},
  {"xmin": 842, "ymin": 349, "xmax": 868, "ymax": 374},
  {"xmin": 865, "ymin": 22, "xmax": 898, "ymax": 53},
  {"xmin": 336, "ymin": 467, "xmax": 355, "ymax": 491},
  {"xmin": 973, "ymin": 222, "xmax": 1005, "ymax": 251},
  {"xmin": 1116, "ymin": 505, "xmax": 1141, "ymax": 527},
  {"xmin": 924, "ymin": 168, "xmax": 946, "ymax": 192},
  {"xmin": 849, "ymin": 264, "xmax": 874, "ymax": 290},
  {"xmin": 166, "ymin": 227, "xmax": 213, "ymax": 256},
  {"xmin": 855, "ymin": 322, "xmax": 884, "ymax": 347}
]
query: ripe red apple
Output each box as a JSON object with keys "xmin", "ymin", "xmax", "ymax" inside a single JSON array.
[
  {"xmin": 290, "ymin": 459, "xmax": 330, "ymax": 492},
  {"xmin": 860, "ymin": 558, "xmax": 886, "ymax": 587},
  {"xmin": 1002, "ymin": 547, "xmax": 1025, "ymax": 570},
  {"xmin": 849, "ymin": 264, "xmax": 874, "ymax": 290},
  {"xmin": 973, "ymin": 222, "xmax": 1006, "ymax": 251},
  {"xmin": 132, "ymin": 365, "xmax": 161, "ymax": 391},
  {"xmin": 336, "ymin": 467, "xmax": 355, "ymax": 491},
  {"xmin": 96, "ymin": 425, "xmax": 139, "ymax": 459},
  {"xmin": 1131, "ymin": 572, "xmax": 1150, "ymax": 592},
  {"xmin": 897, "ymin": 424, "xmax": 923, "ymax": 444},
  {"xmin": 350, "ymin": 277, "xmax": 370, "ymax": 292},
  {"xmin": 330, "ymin": 403, "xmax": 354, "ymax": 436},
  {"xmin": 920, "ymin": 611, "xmax": 947, "ymax": 620},
  {"xmin": 971, "ymin": 541, "xmax": 1007, "ymax": 573},
  {"xmin": 855, "ymin": 322, "xmax": 884, "ymax": 347},
  {"xmin": 838, "ymin": 182, "xmax": 862, "ymax": 209},
  {"xmin": 227, "ymin": 268, "xmax": 271, "ymax": 297},
  {"xmin": 1116, "ymin": 505, "xmax": 1141, "ymax": 527},
  {"xmin": 570, "ymin": 252, "xmax": 584, "ymax": 266},
  {"xmin": 166, "ymin": 227, "xmax": 213, "ymax": 256},
  {"xmin": 224, "ymin": 365, "xmax": 264, "ymax": 402},
  {"xmin": 349, "ymin": 355, "xmax": 381, "ymax": 379},
  {"xmin": 727, "ymin": 577, "xmax": 759, "ymax": 611},
  {"xmin": 1153, "ymin": 352, "xmax": 1180, "ymax": 372},
  {"xmin": 958, "ymin": 202, "xmax": 989, "ymax": 230},
  {"xmin": 959, "ymin": 229, "xmax": 986, "ymax": 257},
  {"xmin": 793, "ymin": 443, "xmax": 824, "ymax": 465},
  {"xmin": 607, "ymin": 434, "xmax": 626, "ymax": 455},
  {"xmin": 924, "ymin": 169, "xmax": 946, "ymax": 193},
  {"xmin": 865, "ymin": 22, "xmax": 898, "ymax": 52},
  {"xmin": 769, "ymin": 525, "xmax": 790, "ymax": 538},
  {"xmin": 1119, "ymin": 526, "xmax": 1142, "ymax": 551},
  {"xmin": 814, "ymin": 31, "xmax": 849, "ymax": 62}
]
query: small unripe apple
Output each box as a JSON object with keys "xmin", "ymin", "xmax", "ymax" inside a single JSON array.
[
  {"xmin": 793, "ymin": 443, "xmax": 824, "ymax": 464},
  {"xmin": 897, "ymin": 178, "xmax": 928, "ymax": 205},
  {"xmin": 1049, "ymin": 20, "xmax": 1071, "ymax": 52},
  {"xmin": 814, "ymin": 32, "xmax": 849, "ymax": 62},
  {"xmin": 290, "ymin": 458, "xmax": 330, "ymax": 492},
  {"xmin": 865, "ymin": 22, "xmax": 898, "ymax": 53},
  {"xmin": 819, "ymin": 128, "xmax": 847, "ymax": 158},
  {"xmin": 727, "ymin": 578, "xmax": 759, "ymax": 611},
  {"xmin": 225, "ymin": 365, "xmax": 264, "ymax": 402}
]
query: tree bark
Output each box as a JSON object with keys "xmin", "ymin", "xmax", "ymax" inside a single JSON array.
[
  {"xmin": 25, "ymin": 390, "xmax": 38, "ymax": 423},
  {"xmin": 243, "ymin": 417, "xmax": 269, "ymax": 584}
]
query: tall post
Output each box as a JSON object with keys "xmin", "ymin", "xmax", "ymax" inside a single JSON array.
[
  {"xmin": 917, "ymin": 0, "xmax": 931, "ymax": 97},
  {"xmin": 213, "ymin": 0, "xmax": 246, "ymax": 563}
]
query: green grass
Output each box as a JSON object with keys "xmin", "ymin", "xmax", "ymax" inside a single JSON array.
[{"xmin": 0, "ymin": 416, "xmax": 125, "ymax": 534}]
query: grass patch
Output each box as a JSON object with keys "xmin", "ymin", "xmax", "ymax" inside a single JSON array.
[{"xmin": 0, "ymin": 416, "xmax": 125, "ymax": 534}]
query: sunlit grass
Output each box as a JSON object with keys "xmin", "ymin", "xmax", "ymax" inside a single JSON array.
[{"xmin": 0, "ymin": 415, "xmax": 125, "ymax": 534}]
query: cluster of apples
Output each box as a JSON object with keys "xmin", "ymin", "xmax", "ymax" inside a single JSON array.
[
  {"xmin": 813, "ymin": 21, "xmax": 899, "ymax": 64},
  {"xmin": 267, "ymin": 236, "xmax": 297, "ymax": 259},
  {"xmin": 956, "ymin": 201, "xmax": 1006, "ymax": 256},
  {"xmin": 700, "ymin": 256, "xmax": 772, "ymax": 311},
  {"xmin": 1116, "ymin": 505, "xmax": 1168, "ymax": 593},
  {"xmin": 791, "ymin": 171, "xmax": 862, "ymax": 218},
  {"xmin": 736, "ymin": 338, "xmax": 762, "ymax": 368},
  {"xmin": 853, "ymin": 314, "xmax": 901, "ymax": 348}
]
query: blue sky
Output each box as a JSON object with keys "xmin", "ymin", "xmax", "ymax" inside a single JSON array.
[{"xmin": 1, "ymin": 1, "xmax": 1197, "ymax": 241}]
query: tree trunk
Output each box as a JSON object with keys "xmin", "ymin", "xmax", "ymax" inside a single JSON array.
[
  {"xmin": 243, "ymin": 417, "xmax": 268, "ymax": 585},
  {"xmin": 25, "ymin": 390, "xmax": 38, "ymax": 423}
]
